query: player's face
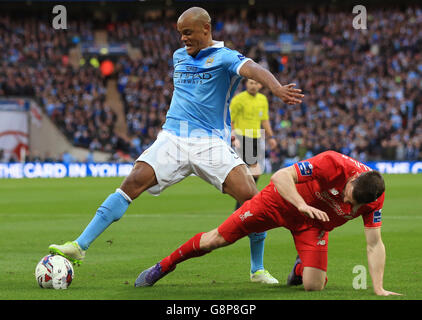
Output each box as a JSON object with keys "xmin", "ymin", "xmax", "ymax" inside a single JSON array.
[
  {"xmin": 245, "ymin": 79, "xmax": 262, "ymax": 96},
  {"xmin": 177, "ymin": 18, "xmax": 210, "ymax": 57},
  {"xmin": 343, "ymin": 178, "xmax": 358, "ymax": 206}
]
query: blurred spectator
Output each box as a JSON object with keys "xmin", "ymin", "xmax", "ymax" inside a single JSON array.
[{"xmin": 62, "ymin": 151, "xmax": 75, "ymax": 164}]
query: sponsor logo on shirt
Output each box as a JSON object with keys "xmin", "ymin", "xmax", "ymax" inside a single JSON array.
[
  {"xmin": 315, "ymin": 191, "xmax": 354, "ymax": 219},
  {"xmin": 237, "ymin": 54, "xmax": 246, "ymax": 61},
  {"xmin": 174, "ymin": 71, "xmax": 213, "ymax": 85}
]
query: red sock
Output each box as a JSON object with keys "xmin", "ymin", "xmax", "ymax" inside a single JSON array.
[
  {"xmin": 295, "ymin": 262, "xmax": 304, "ymax": 277},
  {"xmin": 160, "ymin": 232, "xmax": 208, "ymax": 272}
]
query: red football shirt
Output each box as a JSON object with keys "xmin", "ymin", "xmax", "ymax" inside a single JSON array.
[{"xmin": 272, "ymin": 151, "xmax": 384, "ymax": 232}]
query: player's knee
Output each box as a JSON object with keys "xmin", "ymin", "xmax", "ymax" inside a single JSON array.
[
  {"xmin": 237, "ymin": 183, "xmax": 258, "ymax": 203},
  {"xmin": 120, "ymin": 162, "xmax": 157, "ymax": 200},
  {"xmin": 302, "ymin": 267, "xmax": 327, "ymax": 291},
  {"xmin": 303, "ymin": 277, "xmax": 326, "ymax": 292},
  {"xmin": 303, "ymin": 282, "xmax": 325, "ymax": 292}
]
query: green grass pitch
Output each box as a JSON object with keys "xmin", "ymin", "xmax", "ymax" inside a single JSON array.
[{"xmin": 0, "ymin": 174, "xmax": 421, "ymax": 300}]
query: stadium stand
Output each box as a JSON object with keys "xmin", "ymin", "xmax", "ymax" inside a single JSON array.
[{"xmin": 1, "ymin": 3, "xmax": 421, "ymax": 170}]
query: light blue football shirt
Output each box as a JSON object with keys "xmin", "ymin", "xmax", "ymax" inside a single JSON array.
[{"xmin": 162, "ymin": 41, "xmax": 251, "ymax": 144}]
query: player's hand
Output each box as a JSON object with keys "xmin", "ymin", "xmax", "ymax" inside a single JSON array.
[
  {"xmin": 375, "ymin": 289, "xmax": 402, "ymax": 296},
  {"xmin": 297, "ymin": 204, "xmax": 330, "ymax": 222},
  {"xmin": 231, "ymin": 135, "xmax": 240, "ymax": 149},
  {"xmin": 268, "ymin": 137, "xmax": 277, "ymax": 150},
  {"xmin": 276, "ymin": 83, "xmax": 304, "ymax": 105}
]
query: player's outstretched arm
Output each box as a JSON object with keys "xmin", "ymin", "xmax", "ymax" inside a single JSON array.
[
  {"xmin": 239, "ymin": 60, "xmax": 304, "ymax": 105},
  {"xmin": 364, "ymin": 227, "xmax": 402, "ymax": 296},
  {"xmin": 271, "ymin": 166, "xmax": 329, "ymax": 222}
]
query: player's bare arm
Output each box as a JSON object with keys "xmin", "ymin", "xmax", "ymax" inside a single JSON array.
[
  {"xmin": 270, "ymin": 166, "xmax": 330, "ymax": 222},
  {"xmin": 364, "ymin": 227, "xmax": 402, "ymax": 296},
  {"xmin": 239, "ymin": 60, "xmax": 304, "ymax": 105}
]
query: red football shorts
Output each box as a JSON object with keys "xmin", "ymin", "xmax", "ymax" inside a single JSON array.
[
  {"xmin": 218, "ymin": 194, "xmax": 280, "ymax": 243},
  {"xmin": 218, "ymin": 187, "xmax": 329, "ymax": 272},
  {"xmin": 291, "ymin": 228, "xmax": 329, "ymax": 272}
]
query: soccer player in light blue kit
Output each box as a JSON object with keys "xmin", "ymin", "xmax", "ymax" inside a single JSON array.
[{"xmin": 49, "ymin": 7, "xmax": 304, "ymax": 285}]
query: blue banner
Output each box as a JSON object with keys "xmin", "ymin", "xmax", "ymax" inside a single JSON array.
[
  {"xmin": 365, "ymin": 161, "xmax": 422, "ymax": 174},
  {"xmin": 0, "ymin": 162, "xmax": 133, "ymax": 179},
  {"xmin": 283, "ymin": 160, "xmax": 422, "ymax": 174},
  {"xmin": 0, "ymin": 161, "xmax": 421, "ymax": 179}
]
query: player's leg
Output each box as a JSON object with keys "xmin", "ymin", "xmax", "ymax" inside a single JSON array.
[
  {"xmin": 229, "ymin": 137, "xmax": 273, "ymax": 282},
  {"xmin": 159, "ymin": 228, "xmax": 230, "ymax": 273},
  {"xmin": 223, "ymin": 163, "xmax": 258, "ymax": 203},
  {"xmin": 223, "ymin": 165, "xmax": 276, "ymax": 283},
  {"xmin": 190, "ymin": 137, "xmax": 275, "ymax": 283},
  {"xmin": 234, "ymin": 163, "xmax": 261, "ymax": 210},
  {"xmin": 135, "ymin": 192, "xmax": 278, "ymax": 287},
  {"xmin": 302, "ymin": 267, "xmax": 327, "ymax": 291},
  {"xmin": 288, "ymin": 229, "xmax": 329, "ymax": 291},
  {"xmin": 75, "ymin": 161, "xmax": 158, "ymax": 249},
  {"xmin": 233, "ymin": 135, "xmax": 261, "ymax": 210},
  {"xmin": 49, "ymin": 161, "xmax": 158, "ymax": 264},
  {"xmin": 135, "ymin": 228, "xmax": 233, "ymax": 287},
  {"xmin": 49, "ymin": 131, "xmax": 189, "ymax": 264}
]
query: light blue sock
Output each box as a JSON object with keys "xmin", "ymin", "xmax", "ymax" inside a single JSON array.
[
  {"xmin": 76, "ymin": 190, "xmax": 131, "ymax": 250},
  {"xmin": 248, "ymin": 232, "xmax": 266, "ymax": 273}
]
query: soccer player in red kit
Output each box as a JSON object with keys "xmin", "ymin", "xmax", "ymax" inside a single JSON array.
[{"xmin": 135, "ymin": 151, "xmax": 401, "ymax": 296}]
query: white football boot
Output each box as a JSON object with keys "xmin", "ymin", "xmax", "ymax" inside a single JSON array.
[
  {"xmin": 250, "ymin": 269, "xmax": 279, "ymax": 284},
  {"xmin": 49, "ymin": 241, "xmax": 86, "ymax": 266}
]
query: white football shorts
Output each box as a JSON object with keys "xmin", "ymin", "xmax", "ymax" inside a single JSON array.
[{"xmin": 136, "ymin": 130, "xmax": 246, "ymax": 196}]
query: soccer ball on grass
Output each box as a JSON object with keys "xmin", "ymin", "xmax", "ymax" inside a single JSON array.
[{"xmin": 35, "ymin": 254, "xmax": 74, "ymax": 289}]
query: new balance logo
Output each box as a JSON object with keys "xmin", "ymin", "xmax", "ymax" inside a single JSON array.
[
  {"xmin": 317, "ymin": 240, "xmax": 326, "ymax": 246},
  {"xmin": 239, "ymin": 211, "xmax": 253, "ymax": 221},
  {"xmin": 329, "ymin": 188, "xmax": 339, "ymax": 196}
]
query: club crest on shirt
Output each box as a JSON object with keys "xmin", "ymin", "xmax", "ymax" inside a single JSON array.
[
  {"xmin": 205, "ymin": 57, "xmax": 214, "ymax": 67},
  {"xmin": 239, "ymin": 211, "xmax": 253, "ymax": 221},
  {"xmin": 297, "ymin": 161, "xmax": 313, "ymax": 176}
]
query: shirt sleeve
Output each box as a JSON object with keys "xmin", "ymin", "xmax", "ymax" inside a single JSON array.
[
  {"xmin": 172, "ymin": 49, "xmax": 181, "ymax": 67},
  {"xmin": 362, "ymin": 193, "xmax": 384, "ymax": 228},
  {"xmin": 293, "ymin": 151, "xmax": 343, "ymax": 184},
  {"xmin": 222, "ymin": 48, "xmax": 252, "ymax": 76}
]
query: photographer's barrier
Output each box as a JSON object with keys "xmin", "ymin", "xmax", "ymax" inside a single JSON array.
[{"xmin": 0, "ymin": 161, "xmax": 421, "ymax": 179}]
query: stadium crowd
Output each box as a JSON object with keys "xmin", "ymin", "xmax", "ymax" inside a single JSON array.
[
  {"xmin": 0, "ymin": 16, "xmax": 119, "ymax": 156},
  {"xmin": 1, "ymin": 6, "xmax": 422, "ymax": 169}
]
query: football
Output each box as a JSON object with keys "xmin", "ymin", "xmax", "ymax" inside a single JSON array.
[{"xmin": 35, "ymin": 254, "xmax": 74, "ymax": 289}]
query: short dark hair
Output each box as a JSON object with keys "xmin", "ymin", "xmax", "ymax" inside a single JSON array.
[{"xmin": 352, "ymin": 171, "xmax": 385, "ymax": 204}]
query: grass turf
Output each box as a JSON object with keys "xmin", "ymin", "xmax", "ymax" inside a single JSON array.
[{"xmin": 0, "ymin": 174, "xmax": 421, "ymax": 300}]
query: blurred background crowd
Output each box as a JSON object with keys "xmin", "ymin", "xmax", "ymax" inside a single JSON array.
[{"xmin": 1, "ymin": 2, "xmax": 421, "ymax": 170}]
